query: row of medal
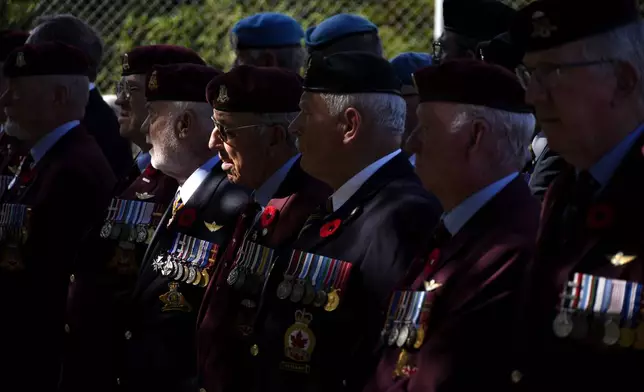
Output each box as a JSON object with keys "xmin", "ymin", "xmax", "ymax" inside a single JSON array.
[
  {"xmin": 552, "ymin": 272, "xmax": 644, "ymax": 348},
  {"xmin": 226, "ymin": 240, "xmax": 276, "ymax": 295},
  {"xmin": 0, "ymin": 175, "xmax": 12, "ymax": 200},
  {"xmin": 0, "ymin": 203, "xmax": 31, "ymax": 243},
  {"xmin": 153, "ymin": 232, "xmax": 219, "ymax": 288},
  {"xmin": 276, "ymin": 250, "xmax": 353, "ymax": 311},
  {"xmin": 382, "ymin": 290, "xmax": 430, "ymax": 350},
  {"xmin": 100, "ymin": 198, "xmax": 165, "ymax": 244}
]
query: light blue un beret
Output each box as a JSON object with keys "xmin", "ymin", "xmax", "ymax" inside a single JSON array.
[
  {"xmin": 305, "ymin": 14, "xmax": 378, "ymax": 49},
  {"xmin": 389, "ymin": 52, "xmax": 433, "ymax": 95},
  {"xmin": 231, "ymin": 12, "xmax": 304, "ymax": 49}
]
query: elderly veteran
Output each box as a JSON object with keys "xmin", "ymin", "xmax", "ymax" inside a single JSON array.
[
  {"xmin": 231, "ymin": 12, "xmax": 305, "ymax": 72},
  {"xmin": 0, "ymin": 30, "xmax": 29, "ymax": 194},
  {"xmin": 0, "ymin": 42, "xmax": 116, "ymax": 391},
  {"xmin": 364, "ymin": 59, "xmax": 539, "ymax": 392},
  {"xmin": 224, "ymin": 51, "xmax": 441, "ymax": 392},
  {"xmin": 508, "ymin": 0, "xmax": 644, "ymax": 390},
  {"xmin": 118, "ymin": 63, "xmax": 251, "ymax": 392},
  {"xmin": 196, "ymin": 65, "xmax": 332, "ymax": 392},
  {"xmin": 59, "ymin": 45, "xmax": 205, "ymax": 392},
  {"xmin": 305, "ymin": 13, "xmax": 382, "ymax": 56},
  {"xmin": 436, "ymin": 0, "xmax": 516, "ymax": 63},
  {"xmin": 390, "ymin": 52, "xmax": 433, "ymax": 162},
  {"xmin": 114, "ymin": 44, "xmax": 205, "ymax": 192},
  {"xmin": 28, "ymin": 14, "xmax": 134, "ymax": 181}
]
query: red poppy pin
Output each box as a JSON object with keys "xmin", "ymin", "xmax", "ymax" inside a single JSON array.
[
  {"xmin": 18, "ymin": 167, "xmax": 35, "ymax": 185},
  {"xmin": 177, "ymin": 208, "xmax": 197, "ymax": 227},
  {"xmin": 320, "ymin": 218, "xmax": 342, "ymax": 238},
  {"xmin": 586, "ymin": 203, "xmax": 615, "ymax": 229},
  {"xmin": 260, "ymin": 206, "xmax": 279, "ymax": 228},
  {"xmin": 143, "ymin": 165, "xmax": 157, "ymax": 177}
]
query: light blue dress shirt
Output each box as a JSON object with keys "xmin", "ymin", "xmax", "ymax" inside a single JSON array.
[
  {"xmin": 135, "ymin": 151, "xmax": 152, "ymax": 172},
  {"xmin": 179, "ymin": 155, "xmax": 221, "ymax": 204},
  {"xmin": 254, "ymin": 154, "xmax": 300, "ymax": 207},
  {"xmin": 30, "ymin": 120, "xmax": 80, "ymax": 165},
  {"xmin": 443, "ymin": 172, "xmax": 519, "ymax": 236}
]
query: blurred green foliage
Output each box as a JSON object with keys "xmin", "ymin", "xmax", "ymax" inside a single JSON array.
[{"xmin": 0, "ymin": 0, "xmax": 40, "ymax": 29}]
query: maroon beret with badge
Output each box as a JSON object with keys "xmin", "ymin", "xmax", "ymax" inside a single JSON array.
[
  {"xmin": 3, "ymin": 42, "xmax": 89, "ymax": 78},
  {"xmin": 206, "ymin": 65, "xmax": 302, "ymax": 113},
  {"xmin": 0, "ymin": 30, "xmax": 29, "ymax": 62},
  {"xmin": 121, "ymin": 44, "xmax": 206, "ymax": 76},
  {"xmin": 145, "ymin": 63, "xmax": 221, "ymax": 102},
  {"xmin": 413, "ymin": 59, "xmax": 532, "ymax": 113},
  {"xmin": 510, "ymin": 0, "xmax": 640, "ymax": 52}
]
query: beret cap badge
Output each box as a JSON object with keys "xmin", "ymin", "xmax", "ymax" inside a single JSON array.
[
  {"xmin": 122, "ymin": 53, "xmax": 130, "ymax": 71},
  {"xmin": 531, "ymin": 11, "xmax": 558, "ymax": 39},
  {"xmin": 217, "ymin": 85, "xmax": 230, "ymax": 104},
  {"xmin": 15, "ymin": 52, "xmax": 26, "ymax": 68},
  {"xmin": 148, "ymin": 70, "xmax": 158, "ymax": 91}
]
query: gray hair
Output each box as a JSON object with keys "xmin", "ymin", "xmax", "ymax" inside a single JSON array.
[
  {"xmin": 245, "ymin": 47, "xmax": 306, "ymax": 72},
  {"xmin": 452, "ymin": 104, "xmax": 536, "ymax": 170},
  {"xmin": 28, "ymin": 14, "xmax": 104, "ymax": 82},
  {"xmin": 171, "ymin": 101, "xmax": 213, "ymax": 135},
  {"xmin": 255, "ymin": 112, "xmax": 299, "ymax": 147},
  {"xmin": 319, "ymin": 92, "xmax": 406, "ymax": 135},
  {"xmin": 578, "ymin": 20, "xmax": 644, "ymax": 97},
  {"xmin": 34, "ymin": 75, "xmax": 89, "ymax": 117}
]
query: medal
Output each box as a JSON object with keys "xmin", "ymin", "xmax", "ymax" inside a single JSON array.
[
  {"xmin": 324, "ymin": 261, "xmax": 352, "ymax": 312},
  {"xmin": 200, "ymin": 269, "xmax": 210, "ymax": 288},
  {"xmin": 552, "ymin": 312, "xmax": 573, "ymax": 338},
  {"xmin": 291, "ymin": 253, "xmax": 312, "ymax": 303},
  {"xmin": 324, "ymin": 289, "xmax": 340, "ymax": 311},
  {"xmin": 397, "ymin": 325, "xmax": 409, "ymax": 348},
  {"xmin": 100, "ymin": 198, "xmax": 118, "ymax": 239},
  {"xmin": 185, "ymin": 266, "xmax": 197, "ymax": 284},
  {"xmin": 407, "ymin": 291, "xmax": 426, "ymax": 349},
  {"xmin": 381, "ymin": 291, "xmax": 401, "ymax": 343},
  {"xmin": 388, "ymin": 325, "xmax": 399, "ymax": 346},
  {"xmin": 602, "ymin": 320, "xmax": 620, "ymax": 346},
  {"xmin": 277, "ymin": 250, "xmax": 303, "ymax": 299},
  {"xmin": 302, "ymin": 281, "xmax": 316, "ymax": 305},
  {"xmin": 313, "ymin": 289, "xmax": 327, "ymax": 307},
  {"xmin": 618, "ymin": 281, "xmax": 641, "ymax": 347},
  {"xmin": 277, "ymin": 278, "xmax": 294, "ymax": 300}
]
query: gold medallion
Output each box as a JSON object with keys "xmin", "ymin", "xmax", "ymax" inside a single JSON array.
[
  {"xmin": 324, "ymin": 288, "xmax": 340, "ymax": 312},
  {"xmin": 284, "ymin": 309, "xmax": 316, "ymax": 363},
  {"xmin": 192, "ymin": 268, "xmax": 202, "ymax": 286},
  {"xmin": 413, "ymin": 327, "xmax": 426, "ymax": 349},
  {"xmin": 619, "ymin": 327, "xmax": 635, "ymax": 348},
  {"xmin": 199, "ymin": 269, "xmax": 210, "ymax": 288},
  {"xmin": 393, "ymin": 349, "xmax": 409, "ymax": 378},
  {"xmin": 159, "ymin": 282, "xmax": 192, "ymax": 312}
]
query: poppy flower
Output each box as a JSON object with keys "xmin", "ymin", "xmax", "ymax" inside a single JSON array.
[
  {"xmin": 586, "ymin": 203, "xmax": 615, "ymax": 229},
  {"xmin": 178, "ymin": 208, "xmax": 197, "ymax": 227},
  {"xmin": 18, "ymin": 168, "xmax": 35, "ymax": 185},
  {"xmin": 320, "ymin": 219, "xmax": 342, "ymax": 238},
  {"xmin": 260, "ymin": 206, "xmax": 278, "ymax": 228},
  {"xmin": 143, "ymin": 165, "xmax": 157, "ymax": 177}
]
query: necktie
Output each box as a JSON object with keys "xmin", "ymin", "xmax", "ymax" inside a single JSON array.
[{"xmin": 297, "ymin": 198, "xmax": 334, "ymax": 239}]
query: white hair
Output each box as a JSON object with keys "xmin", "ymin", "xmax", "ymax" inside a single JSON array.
[
  {"xmin": 171, "ymin": 101, "xmax": 213, "ymax": 135},
  {"xmin": 319, "ymin": 92, "xmax": 406, "ymax": 135},
  {"xmin": 578, "ymin": 21, "xmax": 644, "ymax": 97},
  {"xmin": 452, "ymin": 104, "xmax": 537, "ymax": 170}
]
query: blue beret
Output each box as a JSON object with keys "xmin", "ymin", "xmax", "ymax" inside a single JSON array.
[
  {"xmin": 390, "ymin": 52, "xmax": 433, "ymax": 91},
  {"xmin": 305, "ymin": 14, "xmax": 378, "ymax": 49},
  {"xmin": 231, "ymin": 12, "xmax": 304, "ymax": 49}
]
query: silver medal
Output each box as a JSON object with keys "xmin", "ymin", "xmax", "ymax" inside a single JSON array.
[
  {"xmin": 552, "ymin": 312, "xmax": 573, "ymax": 338},
  {"xmin": 388, "ymin": 325, "xmax": 399, "ymax": 346},
  {"xmin": 100, "ymin": 222, "xmax": 112, "ymax": 239},
  {"xmin": 396, "ymin": 324, "xmax": 410, "ymax": 347},
  {"xmin": 602, "ymin": 320, "xmax": 620, "ymax": 346}
]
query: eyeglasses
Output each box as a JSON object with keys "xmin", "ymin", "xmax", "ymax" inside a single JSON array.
[
  {"xmin": 211, "ymin": 117, "xmax": 264, "ymax": 143},
  {"xmin": 524, "ymin": 60, "xmax": 614, "ymax": 89},
  {"xmin": 115, "ymin": 80, "xmax": 141, "ymax": 100}
]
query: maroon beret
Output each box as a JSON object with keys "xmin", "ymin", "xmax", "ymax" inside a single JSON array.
[
  {"xmin": 206, "ymin": 65, "xmax": 302, "ymax": 113},
  {"xmin": 121, "ymin": 44, "xmax": 205, "ymax": 76},
  {"xmin": 145, "ymin": 63, "xmax": 221, "ymax": 102},
  {"xmin": 511, "ymin": 0, "xmax": 639, "ymax": 52},
  {"xmin": 0, "ymin": 30, "xmax": 28, "ymax": 62},
  {"xmin": 3, "ymin": 42, "xmax": 89, "ymax": 78},
  {"xmin": 413, "ymin": 59, "xmax": 531, "ymax": 113}
]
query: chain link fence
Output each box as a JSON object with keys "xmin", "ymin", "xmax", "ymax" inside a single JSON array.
[{"xmin": 12, "ymin": 0, "xmax": 535, "ymax": 92}]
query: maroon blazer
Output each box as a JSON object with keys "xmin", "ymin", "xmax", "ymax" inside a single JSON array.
[
  {"xmin": 0, "ymin": 132, "xmax": 27, "ymax": 200},
  {"xmin": 364, "ymin": 177, "xmax": 540, "ymax": 392},
  {"xmin": 60, "ymin": 164, "xmax": 178, "ymax": 392},
  {"xmin": 196, "ymin": 160, "xmax": 332, "ymax": 392},
  {"xmin": 509, "ymin": 131, "xmax": 644, "ymax": 392},
  {"xmin": 0, "ymin": 125, "xmax": 115, "ymax": 391}
]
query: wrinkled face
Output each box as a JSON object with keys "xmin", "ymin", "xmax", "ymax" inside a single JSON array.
[
  {"xmin": 115, "ymin": 74, "xmax": 148, "ymax": 139},
  {"xmin": 142, "ymin": 101, "xmax": 180, "ymax": 173},
  {"xmin": 289, "ymin": 92, "xmax": 343, "ymax": 180},
  {"xmin": 402, "ymin": 94, "xmax": 420, "ymax": 150},
  {"xmin": 1, "ymin": 76, "xmax": 55, "ymax": 140},
  {"xmin": 523, "ymin": 41, "xmax": 617, "ymax": 167},
  {"xmin": 209, "ymin": 110, "xmax": 271, "ymax": 189},
  {"xmin": 408, "ymin": 102, "xmax": 469, "ymax": 193}
]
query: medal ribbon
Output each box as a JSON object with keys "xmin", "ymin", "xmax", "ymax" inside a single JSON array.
[
  {"xmin": 104, "ymin": 198, "xmax": 118, "ymax": 222},
  {"xmin": 403, "ymin": 292, "xmax": 419, "ymax": 324},
  {"xmin": 298, "ymin": 253, "xmax": 313, "ymax": 281},
  {"xmin": 337, "ymin": 262, "xmax": 353, "ymax": 295},
  {"xmin": 168, "ymin": 233, "xmax": 182, "ymax": 257},
  {"xmin": 256, "ymin": 246, "xmax": 275, "ymax": 278},
  {"xmin": 186, "ymin": 237, "xmax": 201, "ymax": 265},
  {"xmin": 411, "ymin": 291, "xmax": 427, "ymax": 327},
  {"xmin": 310, "ymin": 257, "xmax": 324, "ymax": 288},
  {"xmin": 607, "ymin": 279, "xmax": 625, "ymax": 317},
  {"xmin": 324, "ymin": 259, "xmax": 338, "ymax": 291},
  {"xmin": 115, "ymin": 199, "xmax": 126, "ymax": 224},
  {"xmin": 284, "ymin": 250, "xmax": 302, "ymax": 279},
  {"xmin": 592, "ymin": 277, "xmax": 608, "ymax": 315},
  {"xmin": 315, "ymin": 258, "xmax": 331, "ymax": 292},
  {"xmin": 205, "ymin": 243, "xmax": 219, "ymax": 269},
  {"xmin": 247, "ymin": 242, "xmax": 262, "ymax": 273},
  {"xmin": 385, "ymin": 291, "xmax": 403, "ymax": 330},
  {"xmin": 396, "ymin": 292, "xmax": 411, "ymax": 324},
  {"xmin": 626, "ymin": 282, "xmax": 642, "ymax": 328},
  {"xmin": 193, "ymin": 240, "xmax": 207, "ymax": 268}
]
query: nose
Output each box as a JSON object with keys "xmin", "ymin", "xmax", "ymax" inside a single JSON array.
[
  {"xmin": 114, "ymin": 93, "xmax": 127, "ymax": 107},
  {"xmin": 140, "ymin": 115, "xmax": 150, "ymax": 135},
  {"xmin": 208, "ymin": 126, "xmax": 225, "ymax": 151}
]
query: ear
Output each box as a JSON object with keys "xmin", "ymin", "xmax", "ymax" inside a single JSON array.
[
  {"xmin": 52, "ymin": 84, "xmax": 69, "ymax": 105},
  {"xmin": 467, "ymin": 117, "xmax": 488, "ymax": 154},
  {"xmin": 265, "ymin": 124, "xmax": 287, "ymax": 147},
  {"xmin": 175, "ymin": 110, "xmax": 193, "ymax": 140},
  {"xmin": 341, "ymin": 107, "xmax": 361, "ymax": 144},
  {"xmin": 613, "ymin": 60, "xmax": 638, "ymax": 101},
  {"xmin": 256, "ymin": 51, "xmax": 278, "ymax": 67}
]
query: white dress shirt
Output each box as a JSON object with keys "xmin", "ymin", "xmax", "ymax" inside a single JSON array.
[
  {"xmin": 331, "ymin": 149, "xmax": 401, "ymax": 212},
  {"xmin": 178, "ymin": 155, "xmax": 221, "ymax": 204},
  {"xmin": 30, "ymin": 120, "xmax": 80, "ymax": 165}
]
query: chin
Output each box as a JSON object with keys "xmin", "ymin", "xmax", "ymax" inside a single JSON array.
[{"xmin": 3, "ymin": 121, "xmax": 30, "ymax": 141}]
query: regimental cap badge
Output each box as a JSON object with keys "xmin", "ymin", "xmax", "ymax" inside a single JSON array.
[
  {"xmin": 15, "ymin": 52, "xmax": 26, "ymax": 68},
  {"xmin": 607, "ymin": 251, "xmax": 637, "ymax": 266},
  {"xmin": 148, "ymin": 70, "xmax": 158, "ymax": 91},
  {"xmin": 303, "ymin": 55, "xmax": 312, "ymax": 79},
  {"xmin": 122, "ymin": 53, "xmax": 130, "ymax": 71},
  {"xmin": 217, "ymin": 85, "xmax": 229, "ymax": 103},
  {"xmin": 531, "ymin": 10, "xmax": 558, "ymax": 39},
  {"xmin": 424, "ymin": 279, "xmax": 442, "ymax": 292}
]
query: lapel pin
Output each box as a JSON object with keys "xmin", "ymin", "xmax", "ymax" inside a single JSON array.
[{"xmin": 607, "ymin": 252, "xmax": 636, "ymax": 266}]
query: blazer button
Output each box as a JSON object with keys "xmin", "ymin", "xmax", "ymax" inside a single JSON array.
[
  {"xmin": 250, "ymin": 344, "xmax": 259, "ymax": 356},
  {"xmin": 511, "ymin": 370, "xmax": 523, "ymax": 383},
  {"xmin": 64, "ymin": 324, "xmax": 70, "ymax": 333},
  {"xmin": 124, "ymin": 330, "xmax": 132, "ymax": 340},
  {"xmin": 69, "ymin": 274, "xmax": 75, "ymax": 283}
]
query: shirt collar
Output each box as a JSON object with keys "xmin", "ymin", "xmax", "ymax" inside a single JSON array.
[
  {"xmin": 587, "ymin": 123, "xmax": 644, "ymax": 189},
  {"xmin": 331, "ymin": 149, "xmax": 401, "ymax": 212},
  {"xmin": 135, "ymin": 151, "xmax": 152, "ymax": 172},
  {"xmin": 179, "ymin": 155, "xmax": 221, "ymax": 204},
  {"xmin": 30, "ymin": 120, "xmax": 79, "ymax": 165},
  {"xmin": 89, "ymin": 83, "xmax": 96, "ymax": 91},
  {"xmin": 408, "ymin": 154, "xmax": 416, "ymax": 166},
  {"xmin": 443, "ymin": 172, "xmax": 518, "ymax": 236},
  {"xmin": 255, "ymin": 154, "xmax": 300, "ymax": 207}
]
